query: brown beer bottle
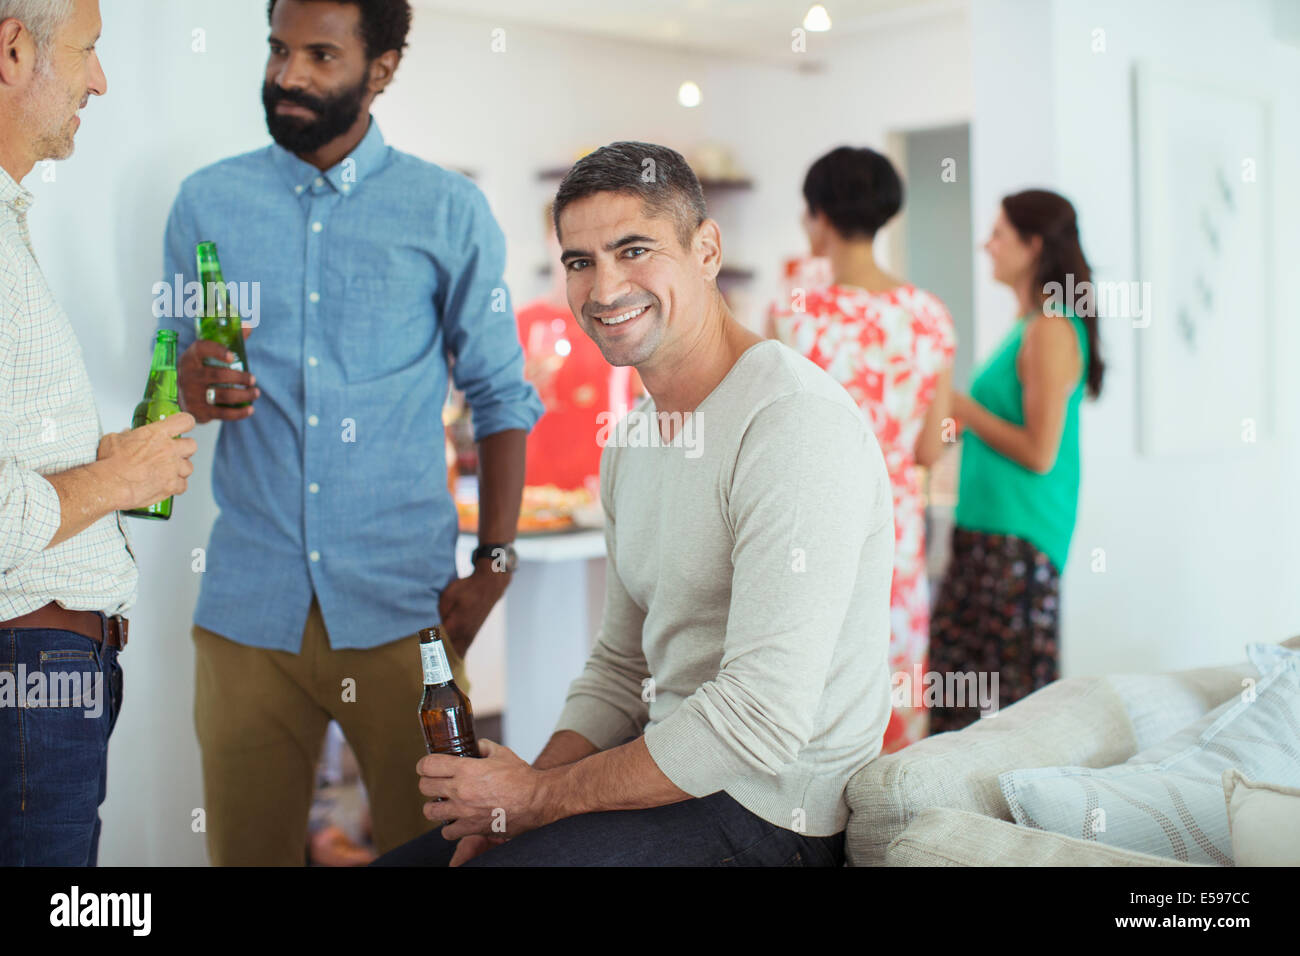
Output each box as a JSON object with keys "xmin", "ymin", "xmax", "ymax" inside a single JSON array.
[{"xmin": 419, "ymin": 626, "xmax": 480, "ymax": 757}]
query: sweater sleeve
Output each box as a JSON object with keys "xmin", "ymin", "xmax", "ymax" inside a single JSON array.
[
  {"xmin": 551, "ymin": 442, "xmax": 651, "ymax": 750},
  {"xmin": 642, "ymin": 392, "xmax": 890, "ymax": 795}
]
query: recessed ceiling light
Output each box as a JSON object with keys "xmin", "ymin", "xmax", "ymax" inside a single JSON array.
[
  {"xmin": 678, "ymin": 81, "xmax": 702, "ymax": 108},
  {"xmin": 804, "ymin": 4, "xmax": 832, "ymax": 32}
]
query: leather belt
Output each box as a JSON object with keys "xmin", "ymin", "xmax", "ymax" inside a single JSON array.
[{"xmin": 0, "ymin": 602, "xmax": 128, "ymax": 650}]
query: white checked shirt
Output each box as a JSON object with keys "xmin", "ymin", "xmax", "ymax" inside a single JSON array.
[{"xmin": 0, "ymin": 165, "xmax": 137, "ymax": 619}]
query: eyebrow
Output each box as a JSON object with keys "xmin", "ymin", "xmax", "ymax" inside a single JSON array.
[
  {"xmin": 560, "ymin": 234, "xmax": 658, "ymax": 264},
  {"xmin": 268, "ymin": 35, "xmax": 346, "ymax": 53}
]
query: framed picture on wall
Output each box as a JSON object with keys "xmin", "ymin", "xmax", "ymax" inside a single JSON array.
[{"xmin": 1132, "ymin": 63, "xmax": 1272, "ymax": 456}]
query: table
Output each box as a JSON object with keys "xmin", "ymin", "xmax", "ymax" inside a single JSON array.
[{"xmin": 456, "ymin": 529, "xmax": 607, "ymax": 762}]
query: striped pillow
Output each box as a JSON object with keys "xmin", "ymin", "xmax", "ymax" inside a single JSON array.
[{"xmin": 998, "ymin": 650, "xmax": 1300, "ymax": 865}]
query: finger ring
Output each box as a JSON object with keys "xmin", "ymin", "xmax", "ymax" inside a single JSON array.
[{"xmin": 205, "ymin": 388, "xmax": 216, "ymax": 405}]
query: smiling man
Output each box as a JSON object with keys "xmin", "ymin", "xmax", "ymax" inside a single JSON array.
[
  {"xmin": 376, "ymin": 142, "xmax": 895, "ymax": 867},
  {"xmin": 156, "ymin": 0, "xmax": 541, "ymax": 865}
]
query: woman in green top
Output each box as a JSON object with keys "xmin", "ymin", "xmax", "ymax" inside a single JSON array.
[{"xmin": 928, "ymin": 189, "xmax": 1105, "ymax": 734}]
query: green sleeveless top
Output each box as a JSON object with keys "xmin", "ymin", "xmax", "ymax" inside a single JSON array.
[{"xmin": 955, "ymin": 312, "xmax": 1089, "ymax": 572}]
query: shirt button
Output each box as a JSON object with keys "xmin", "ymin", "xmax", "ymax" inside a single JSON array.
[
  {"xmin": 309, "ymin": 550, "xmax": 321, "ymax": 563},
  {"xmin": 308, "ymin": 415, "xmax": 319, "ymax": 427},
  {"xmin": 314, "ymin": 177, "xmax": 324, "ymax": 187},
  {"xmin": 295, "ymin": 185, "xmax": 305, "ymax": 195},
  {"xmin": 309, "ymin": 292, "xmax": 320, "ymax": 304},
  {"xmin": 308, "ymin": 356, "xmax": 319, "ymax": 367},
  {"xmin": 342, "ymin": 184, "xmax": 352, "ymax": 194},
  {"xmin": 311, "ymin": 222, "xmax": 323, "ymax": 233},
  {"xmin": 308, "ymin": 483, "xmax": 320, "ymax": 494}
]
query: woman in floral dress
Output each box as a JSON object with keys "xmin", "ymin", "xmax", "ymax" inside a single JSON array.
[{"xmin": 769, "ymin": 146, "xmax": 955, "ymax": 753}]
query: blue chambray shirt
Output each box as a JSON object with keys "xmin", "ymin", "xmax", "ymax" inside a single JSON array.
[{"xmin": 158, "ymin": 118, "xmax": 543, "ymax": 651}]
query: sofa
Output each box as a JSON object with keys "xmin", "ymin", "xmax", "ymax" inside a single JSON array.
[{"xmin": 843, "ymin": 633, "xmax": 1300, "ymax": 865}]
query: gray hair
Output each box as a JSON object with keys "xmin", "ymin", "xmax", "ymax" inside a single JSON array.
[
  {"xmin": 554, "ymin": 142, "xmax": 708, "ymax": 249},
  {"xmin": 0, "ymin": 0, "xmax": 74, "ymax": 51}
]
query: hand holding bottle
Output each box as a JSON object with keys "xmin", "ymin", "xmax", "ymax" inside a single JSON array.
[
  {"xmin": 97, "ymin": 414, "xmax": 198, "ymax": 513},
  {"xmin": 178, "ymin": 332, "xmax": 260, "ymax": 424}
]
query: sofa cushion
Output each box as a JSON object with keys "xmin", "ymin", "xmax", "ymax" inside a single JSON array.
[
  {"xmin": 845, "ymin": 635, "xmax": 1298, "ymax": 867},
  {"xmin": 845, "ymin": 676, "xmax": 1135, "ymax": 866},
  {"xmin": 1223, "ymin": 768, "xmax": 1300, "ymax": 867},
  {"xmin": 999, "ymin": 652, "xmax": 1300, "ymax": 865},
  {"xmin": 885, "ymin": 807, "xmax": 1204, "ymax": 866}
]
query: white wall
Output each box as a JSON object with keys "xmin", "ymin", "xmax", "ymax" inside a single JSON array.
[
  {"xmin": 969, "ymin": 0, "xmax": 1300, "ymax": 677},
  {"xmin": 22, "ymin": 0, "xmax": 972, "ymax": 864}
]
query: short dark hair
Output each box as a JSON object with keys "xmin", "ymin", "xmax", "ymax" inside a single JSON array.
[
  {"xmin": 553, "ymin": 142, "xmax": 708, "ymax": 248},
  {"xmin": 802, "ymin": 146, "xmax": 903, "ymax": 240},
  {"xmin": 267, "ymin": 0, "xmax": 412, "ymax": 61}
]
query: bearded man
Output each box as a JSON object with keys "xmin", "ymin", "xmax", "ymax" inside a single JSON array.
[{"xmin": 156, "ymin": 0, "xmax": 540, "ymax": 865}]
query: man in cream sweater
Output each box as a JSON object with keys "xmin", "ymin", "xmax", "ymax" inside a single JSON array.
[{"xmin": 376, "ymin": 142, "xmax": 894, "ymax": 867}]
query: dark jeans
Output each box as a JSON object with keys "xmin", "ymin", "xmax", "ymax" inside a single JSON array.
[
  {"xmin": 372, "ymin": 789, "xmax": 845, "ymax": 866},
  {"xmin": 0, "ymin": 625, "xmax": 123, "ymax": 866}
]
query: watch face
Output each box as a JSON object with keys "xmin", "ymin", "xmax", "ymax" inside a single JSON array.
[{"xmin": 479, "ymin": 544, "xmax": 517, "ymax": 572}]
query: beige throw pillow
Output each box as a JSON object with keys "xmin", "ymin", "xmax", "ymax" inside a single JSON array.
[{"xmin": 1222, "ymin": 769, "xmax": 1300, "ymax": 866}]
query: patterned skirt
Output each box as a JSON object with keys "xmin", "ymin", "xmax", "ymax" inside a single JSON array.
[{"xmin": 927, "ymin": 527, "xmax": 1061, "ymax": 735}]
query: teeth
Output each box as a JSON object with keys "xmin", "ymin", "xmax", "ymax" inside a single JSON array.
[{"xmin": 599, "ymin": 306, "xmax": 648, "ymax": 326}]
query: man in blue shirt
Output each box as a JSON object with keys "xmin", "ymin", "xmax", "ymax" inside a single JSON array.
[{"xmin": 158, "ymin": 0, "xmax": 542, "ymax": 865}]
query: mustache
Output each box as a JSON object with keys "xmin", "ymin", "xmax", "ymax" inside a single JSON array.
[{"xmin": 263, "ymin": 84, "xmax": 328, "ymax": 114}]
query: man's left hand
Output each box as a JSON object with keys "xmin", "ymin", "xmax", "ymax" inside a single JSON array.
[
  {"xmin": 438, "ymin": 565, "xmax": 510, "ymax": 658},
  {"xmin": 419, "ymin": 739, "xmax": 556, "ymax": 842}
]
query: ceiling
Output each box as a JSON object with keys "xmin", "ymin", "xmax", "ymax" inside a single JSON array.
[{"xmin": 412, "ymin": 0, "xmax": 965, "ymax": 61}]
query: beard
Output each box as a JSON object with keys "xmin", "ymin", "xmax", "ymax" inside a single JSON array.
[
  {"xmin": 262, "ymin": 72, "xmax": 369, "ymax": 155},
  {"xmin": 26, "ymin": 58, "xmax": 84, "ymax": 162}
]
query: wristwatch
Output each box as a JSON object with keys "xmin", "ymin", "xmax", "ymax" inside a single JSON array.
[{"xmin": 471, "ymin": 542, "xmax": 518, "ymax": 573}]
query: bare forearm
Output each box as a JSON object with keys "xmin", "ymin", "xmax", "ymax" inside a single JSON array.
[
  {"xmin": 476, "ymin": 428, "xmax": 526, "ymax": 544},
  {"xmin": 43, "ymin": 462, "xmax": 125, "ymax": 549},
  {"xmin": 532, "ymin": 730, "xmax": 599, "ymax": 771},
  {"xmin": 960, "ymin": 398, "xmax": 1045, "ymax": 472},
  {"xmin": 539, "ymin": 736, "xmax": 691, "ymax": 819}
]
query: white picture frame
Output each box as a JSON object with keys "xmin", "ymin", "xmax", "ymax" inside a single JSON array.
[{"xmin": 1132, "ymin": 63, "xmax": 1272, "ymax": 456}]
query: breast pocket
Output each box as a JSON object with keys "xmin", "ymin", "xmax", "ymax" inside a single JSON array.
[{"xmin": 338, "ymin": 276, "xmax": 437, "ymax": 384}]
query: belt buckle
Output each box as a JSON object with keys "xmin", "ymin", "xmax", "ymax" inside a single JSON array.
[{"xmin": 110, "ymin": 614, "xmax": 129, "ymax": 650}]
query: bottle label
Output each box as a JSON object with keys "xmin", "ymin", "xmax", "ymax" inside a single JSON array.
[{"xmin": 420, "ymin": 640, "xmax": 453, "ymax": 685}]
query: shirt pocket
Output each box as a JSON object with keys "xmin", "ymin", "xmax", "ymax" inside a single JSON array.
[{"xmin": 339, "ymin": 276, "xmax": 437, "ymax": 384}]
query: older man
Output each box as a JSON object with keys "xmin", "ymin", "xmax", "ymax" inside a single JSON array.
[
  {"xmin": 376, "ymin": 142, "xmax": 895, "ymax": 867},
  {"xmin": 0, "ymin": 0, "xmax": 197, "ymax": 866}
]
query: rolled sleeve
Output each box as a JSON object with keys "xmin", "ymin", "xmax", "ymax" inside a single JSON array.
[
  {"xmin": 643, "ymin": 395, "xmax": 887, "ymax": 797},
  {"xmin": 0, "ymin": 463, "xmax": 61, "ymax": 572},
  {"xmin": 439, "ymin": 187, "xmax": 544, "ymax": 442}
]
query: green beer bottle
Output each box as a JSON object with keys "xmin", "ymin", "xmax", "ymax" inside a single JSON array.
[
  {"xmin": 195, "ymin": 240, "xmax": 251, "ymax": 408},
  {"xmin": 123, "ymin": 329, "xmax": 181, "ymax": 520}
]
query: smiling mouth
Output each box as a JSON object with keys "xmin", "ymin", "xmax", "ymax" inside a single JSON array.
[{"xmin": 594, "ymin": 305, "xmax": 650, "ymax": 327}]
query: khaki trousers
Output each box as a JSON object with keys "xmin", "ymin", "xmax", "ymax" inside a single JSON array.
[{"xmin": 192, "ymin": 598, "xmax": 468, "ymax": 865}]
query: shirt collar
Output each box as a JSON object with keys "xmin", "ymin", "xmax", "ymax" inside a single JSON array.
[
  {"xmin": 272, "ymin": 116, "xmax": 389, "ymax": 198},
  {"xmin": 0, "ymin": 164, "xmax": 34, "ymax": 213}
]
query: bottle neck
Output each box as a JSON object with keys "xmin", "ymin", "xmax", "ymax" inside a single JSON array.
[
  {"xmin": 420, "ymin": 639, "xmax": 454, "ymax": 687},
  {"xmin": 145, "ymin": 338, "xmax": 179, "ymax": 402},
  {"xmin": 199, "ymin": 266, "xmax": 231, "ymax": 317}
]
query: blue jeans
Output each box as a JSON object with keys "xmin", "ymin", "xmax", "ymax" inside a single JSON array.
[
  {"xmin": 0, "ymin": 625, "xmax": 123, "ymax": 866},
  {"xmin": 371, "ymin": 789, "xmax": 845, "ymax": 866}
]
